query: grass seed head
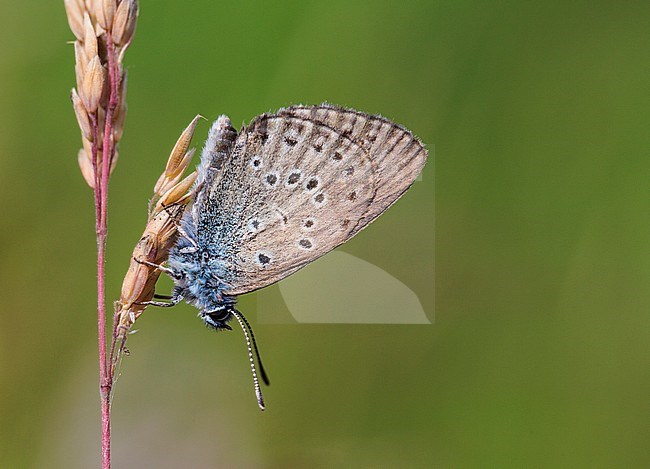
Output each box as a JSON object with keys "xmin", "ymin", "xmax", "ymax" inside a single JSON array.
[
  {"xmin": 78, "ymin": 148, "xmax": 95, "ymax": 188},
  {"xmin": 153, "ymin": 115, "xmax": 201, "ymax": 195},
  {"xmin": 71, "ymin": 88, "xmax": 93, "ymax": 140},
  {"xmin": 166, "ymin": 115, "xmax": 201, "ymax": 175},
  {"xmin": 82, "ymin": 12, "xmax": 98, "ymax": 58},
  {"xmin": 115, "ymin": 116, "xmax": 198, "ymax": 337},
  {"xmin": 64, "ymin": 0, "xmax": 85, "ymax": 41},
  {"xmin": 113, "ymin": 0, "xmax": 139, "ymax": 46},
  {"xmin": 156, "ymin": 171, "xmax": 197, "ymax": 212},
  {"xmin": 81, "ymin": 56, "xmax": 105, "ymax": 113},
  {"xmin": 96, "ymin": 0, "xmax": 117, "ymax": 30},
  {"xmin": 154, "ymin": 148, "xmax": 195, "ymax": 196}
]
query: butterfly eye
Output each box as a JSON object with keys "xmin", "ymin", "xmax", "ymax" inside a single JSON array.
[{"xmin": 207, "ymin": 307, "xmax": 230, "ymax": 322}]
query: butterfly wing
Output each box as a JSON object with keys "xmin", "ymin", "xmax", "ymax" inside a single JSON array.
[
  {"xmin": 201, "ymin": 106, "xmax": 427, "ymax": 296},
  {"xmin": 278, "ymin": 104, "xmax": 428, "ymax": 226}
]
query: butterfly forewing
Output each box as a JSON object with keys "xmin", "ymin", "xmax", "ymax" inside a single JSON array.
[
  {"xmin": 194, "ymin": 106, "xmax": 427, "ymax": 296},
  {"xmin": 279, "ymin": 104, "xmax": 427, "ymax": 228},
  {"xmin": 202, "ymin": 114, "xmax": 376, "ymax": 295}
]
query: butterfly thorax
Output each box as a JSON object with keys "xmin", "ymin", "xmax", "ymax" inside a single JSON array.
[{"xmin": 167, "ymin": 241, "xmax": 236, "ymax": 330}]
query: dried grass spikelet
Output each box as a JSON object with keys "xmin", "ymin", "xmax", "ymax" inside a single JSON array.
[
  {"xmin": 154, "ymin": 170, "xmax": 197, "ymax": 214},
  {"xmin": 111, "ymin": 116, "xmax": 201, "ymax": 371},
  {"xmin": 81, "ymin": 56, "xmax": 105, "ymax": 113},
  {"xmin": 64, "ymin": 0, "xmax": 85, "ymax": 40},
  {"xmin": 82, "ymin": 13, "xmax": 98, "ymax": 58},
  {"xmin": 112, "ymin": 0, "xmax": 139, "ymax": 47},
  {"xmin": 78, "ymin": 148, "xmax": 96, "ymax": 188},
  {"xmin": 154, "ymin": 115, "xmax": 202, "ymax": 195},
  {"xmin": 65, "ymin": 0, "xmax": 139, "ymax": 188},
  {"xmin": 96, "ymin": 0, "xmax": 117, "ymax": 30},
  {"xmin": 71, "ymin": 88, "xmax": 92, "ymax": 140}
]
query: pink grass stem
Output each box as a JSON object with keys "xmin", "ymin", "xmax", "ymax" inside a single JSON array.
[{"xmin": 93, "ymin": 31, "xmax": 121, "ymax": 469}]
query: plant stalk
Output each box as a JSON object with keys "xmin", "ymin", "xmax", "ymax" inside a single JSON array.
[{"xmin": 94, "ymin": 32, "xmax": 121, "ymax": 469}]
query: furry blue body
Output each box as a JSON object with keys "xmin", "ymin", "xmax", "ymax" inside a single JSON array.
[
  {"xmin": 164, "ymin": 115, "xmax": 240, "ymax": 330},
  {"xmin": 167, "ymin": 237, "xmax": 234, "ymax": 311}
]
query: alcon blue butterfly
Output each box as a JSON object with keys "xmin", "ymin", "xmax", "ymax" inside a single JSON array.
[{"xmin": 141, "ymin": 104, "xmax": 428, "ymax": 410}]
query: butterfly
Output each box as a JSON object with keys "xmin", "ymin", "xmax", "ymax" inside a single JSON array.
[{"xmin": 143, "ymin": 104, "xmax": 428, "ymax": 409}]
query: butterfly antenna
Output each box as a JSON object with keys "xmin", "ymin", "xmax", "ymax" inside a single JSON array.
[
  {"xmin": 234, "ymin": 310, "xmax": 270, "ymax": 386},
  {"xmin": 231, "ymin": 310, "xmax": 269, "ymax": 411}
]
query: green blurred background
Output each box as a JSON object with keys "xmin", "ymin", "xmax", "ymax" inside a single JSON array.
[{"xmin": 1, "ymin": 0, "xmax": 648, "ymax": 467}]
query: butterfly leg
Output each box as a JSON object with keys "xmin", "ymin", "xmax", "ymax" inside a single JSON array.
[
  {"xmin": 137, "ymin": 292, "xmax": 184, "ymax": 308},
  {"xmin": 177, "ymin": 225, "xmax": 199, "ymax": 250},
  {"xmin": 137, "ymin": 298, "xmax": 182, "ymax": 307},
  {"xmin": 132, "ymin": 256, "xmax": 181, "ymax": 279},
  {"xmin": 131, "ymin": 258, "xmax": 184, "ymax": 307}
]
